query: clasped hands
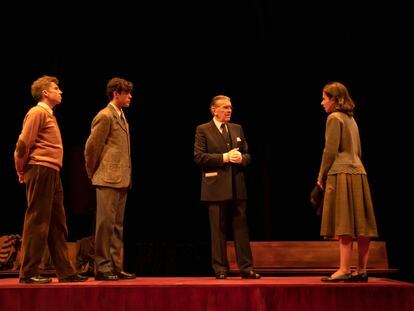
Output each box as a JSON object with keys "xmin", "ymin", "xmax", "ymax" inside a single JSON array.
[{"xmin": 224, "ymin": 148, "xmax": 242, "ymax": 164}]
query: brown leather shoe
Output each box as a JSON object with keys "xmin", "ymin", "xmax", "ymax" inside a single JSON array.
[
  {"xmin": 19, "ymin": 275, "xmax": 52, "ymax": 284},
  {"xmin": 59, "ymin": 273, "xmax": 88, "ymax": 282},
  {"xmin": 241, "ymin": 270, "xmax": 261, "ymax": 279},
  {"xmin": 95, "ymin": 272, "xmax": 119, "ymax": 281},
  {"xmin": 116, "ymin": 271, "xmax": 136, "ymax": 279}
]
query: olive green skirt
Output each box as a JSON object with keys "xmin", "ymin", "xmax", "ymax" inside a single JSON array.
[{"xmin": 320, "ymin": 173, "xmax": 378, "ymax": 238}]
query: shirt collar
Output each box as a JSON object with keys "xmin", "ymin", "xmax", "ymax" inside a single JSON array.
[
  {"xmin": 213, "ymin": 118, "xmax": 226, "ymax": 131},
  {"xmin": 109, "ymin": 102, "xmax": 122, "ymax": 116},
  {"xmin": 37, "ymin": 102, "xmax": 53, "ymax": 115}
]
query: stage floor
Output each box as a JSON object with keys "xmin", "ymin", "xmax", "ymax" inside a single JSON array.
[
  {"xmin": 0, "ymin": 275, "xmax": 412, "ymax": 287},
  {"xmin": 1, "ymin": 276, "xmax": 413, "ymax": 311}
]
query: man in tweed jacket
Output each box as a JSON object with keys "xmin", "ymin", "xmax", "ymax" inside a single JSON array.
[{"xmin": 85, "ymin": 77, "xmax": 136, "ymax": 281}]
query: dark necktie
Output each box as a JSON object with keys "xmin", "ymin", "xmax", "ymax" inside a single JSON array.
[
  {"xmin": 221, "ymin": 123, "xmax": 231, "ymax": 150},
  {"xmin": 120, "ymin": 112, "xmax": 127, "ymax": 127}
]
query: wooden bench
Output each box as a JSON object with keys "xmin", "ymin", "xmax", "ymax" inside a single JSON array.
[{"xmin": 227, "ymin": 241, "xmax": 398, "ymax": 275}]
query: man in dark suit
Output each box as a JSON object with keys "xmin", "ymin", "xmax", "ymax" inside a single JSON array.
[
  {"xmin": 194, "ymin": 95, "xmax": 260, "ymax": 279},
  {"xmin": 84, "ymin": 77, "xmax": 136, "ymax": 281}
]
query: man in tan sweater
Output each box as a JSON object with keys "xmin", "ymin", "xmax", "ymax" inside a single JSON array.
[{"xmin": 14, "ymin": 75, "xmax": 88, "ymax": 284}]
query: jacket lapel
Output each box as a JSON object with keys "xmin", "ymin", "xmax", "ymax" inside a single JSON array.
[
  {"xmin": 108, "ymin": 104, "xmax": 128, "ymax": 133},
  {"xmin": 209, "ymin": 120, "xmax": 230, "ymax": 151},
  {"xmin": 227, "ymin": 123, "xmax": 237, "ymax": 149}
]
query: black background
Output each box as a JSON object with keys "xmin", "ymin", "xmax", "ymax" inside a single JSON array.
[{"xmin": 1, "ymin": 2, "xmax": 412, "ymax": 281}]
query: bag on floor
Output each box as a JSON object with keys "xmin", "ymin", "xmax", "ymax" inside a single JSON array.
[{"xmin": 0, "ymin": 234, "xmax": 21, "ymax": 270}]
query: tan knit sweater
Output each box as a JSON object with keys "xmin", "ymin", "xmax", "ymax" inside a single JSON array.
[{"xmin": 16, "ymin": 105, "xmax": 63, "ymax": 172}]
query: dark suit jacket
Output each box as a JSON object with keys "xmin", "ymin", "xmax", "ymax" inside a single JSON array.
[
  {"xmin": 194, "ymin": 120, "xmax": 251, "ymax": 201},
  {"xmin": 84, "ymin": 104, "xmax": 131, "ymax": 189}
]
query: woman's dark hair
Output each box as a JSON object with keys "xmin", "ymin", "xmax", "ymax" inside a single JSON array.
[{"xmin": 323, "ymin": 82, "xmax": 355, "ymax": 116}]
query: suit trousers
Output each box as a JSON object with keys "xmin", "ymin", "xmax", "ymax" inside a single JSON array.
[
  {"xmin": 95, "ymin": 186, "xmax": 128, "ymax": 274},
  {"xmin": 208, "ymin": 200, "xmax": 253, "ymax": 274},
  {"xmin": 20, "ymin": 165, "xmax": 76, "ymax": 279}
]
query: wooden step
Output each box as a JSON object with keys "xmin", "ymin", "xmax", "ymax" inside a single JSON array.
[{"xmin": 227, "ymin": 241, "xmax": 398, "ymax": 275}]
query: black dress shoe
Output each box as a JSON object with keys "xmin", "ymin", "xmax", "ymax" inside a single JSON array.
[
  {"xmin": 321, "ymin": 273, "xmax": 352, "ymax": 283},
  {"xmin": 19, "ymin": 275, "xmax": 52, "ymax": 284},
  {"xmin": 59, "ymin": 273, "xmax": 89, "ymax": 282},
  {"xmin": 215, "ymin": 272, "xmax": 227, "ymax": 279},
  {"xmin": 116, "ymin": 271, "xmax": 136, "ymax": 279},
  {"xmin": 241, "ymin": 270, "xmax": 261, "ymax": 279},
  {"xmin": 95, "ymin": 272, "xmax": 119, "ymax": 281},
  {"xmin": 350, "ymin": 273, "xmax": 368, "ymax": 282}
]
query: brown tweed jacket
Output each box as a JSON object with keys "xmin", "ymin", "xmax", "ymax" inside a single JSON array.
[{"xmin": 84, "ymin": 104, "xmax": 131, "ymax": 188}]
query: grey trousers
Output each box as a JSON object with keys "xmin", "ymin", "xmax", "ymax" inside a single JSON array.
[{"xmin": 94, "ymin": 186, "xmax": 128, "ymax": 274}]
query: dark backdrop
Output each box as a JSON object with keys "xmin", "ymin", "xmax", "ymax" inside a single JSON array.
[{"xmin": 1, "ymin": 2, "xmax": 412, "ymax": 281}]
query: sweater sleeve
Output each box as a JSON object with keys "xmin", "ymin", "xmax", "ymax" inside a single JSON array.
[
  {"xmin": 14, "ymin": 109, "xmax": 45, "ymax": 173},
  {"xmin": 318, "ymin": 115, "xmax": 341, "ymax": 183}
]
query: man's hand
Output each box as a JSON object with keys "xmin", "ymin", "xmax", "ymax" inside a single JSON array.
[
  {"xmin": 229, "ymin": 148, "xmax": 242, "ymax": 164},
  {"xmin": 17, "ymin": 171, "xmax": 24, "ymax": 184}
]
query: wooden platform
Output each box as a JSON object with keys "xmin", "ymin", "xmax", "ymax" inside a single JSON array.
[
  {"xmin": 227, "ymin": 241, "xmax": 398, "ymax": 275},
  {"xmin": 1, "ymin": 276, "xmax": 413, "ymax": 311}
]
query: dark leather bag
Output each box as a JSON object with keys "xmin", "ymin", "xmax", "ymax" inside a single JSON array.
[
  {"xmin": 0, "ymin": 234, "xmax": 21, "ymax": 270},
  {"xmin": 310, "ymin": 185, "xmax": 324, "ymax": 216}
]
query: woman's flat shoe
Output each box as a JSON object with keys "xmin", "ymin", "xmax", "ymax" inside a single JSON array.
[
  {"xmin": 351, "ymin": 273, "xmax": 368, "ymax": 282},
  {"xmin": 321, "ymin": 273, "xmax": 352, "ymax": 282}
]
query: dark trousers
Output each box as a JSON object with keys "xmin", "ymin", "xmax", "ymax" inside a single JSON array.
[
  {"xmin": 95, "ymin": 186, "xmax": 128, "ymax": 274},
  {"xmin": 20, "ymin": 165, "xmax": 75, "ymax": 279},
  {"xmin": 208, "ymin": 200, "xmax": 253, "ymax": 274}
]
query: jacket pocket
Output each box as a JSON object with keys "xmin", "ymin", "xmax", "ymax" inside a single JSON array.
[{"xmin": 102, "ymin": 162, "xmax": 122, "ymax": 183}]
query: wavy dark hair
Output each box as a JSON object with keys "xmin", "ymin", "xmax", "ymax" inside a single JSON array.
[
  {"xmin": 323, "ymin": 82, "xmax": 355, "ymax": 116},
  {"xmin": 106, "ymin": 77, "xmax": 133, "ymax": 100}
]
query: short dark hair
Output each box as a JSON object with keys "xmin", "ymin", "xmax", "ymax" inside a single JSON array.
[{"xmin": 106, "ymin": 77, "xmax": 133, "ymax": 100}]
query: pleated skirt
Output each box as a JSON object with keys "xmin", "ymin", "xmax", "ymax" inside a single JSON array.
[{"xmin": 320, "ymin": 173, "xmax": 378, "ymax": 238}]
